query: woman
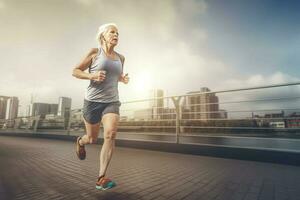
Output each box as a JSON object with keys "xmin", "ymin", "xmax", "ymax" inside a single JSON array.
[{"xmin": 72, "ymin": 23, "xmax": 129, "ymax": 190}]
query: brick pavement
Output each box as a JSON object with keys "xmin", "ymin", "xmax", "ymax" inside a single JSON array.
[{"xmin": 0, "ymin": 136, "xmax": 300, "ymax": 200}]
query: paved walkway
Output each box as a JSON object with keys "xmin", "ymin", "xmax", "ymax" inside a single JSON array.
[{"xmin": 0, "ymin": 136, "xmax": 300, "ymax": 200}]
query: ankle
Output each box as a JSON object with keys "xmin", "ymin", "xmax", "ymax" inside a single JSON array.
[
  {"xmin": 79, "ymin": 138, "xmax": 85, "ymax": 146},
  {"xmin": 98, "ymin": 174, "xmax": 105, "ymax": 181}
]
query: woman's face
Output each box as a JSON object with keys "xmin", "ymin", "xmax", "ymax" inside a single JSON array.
[{"xmin": 102, "ymin": 26, "xmax": 119, "ymax": 46}]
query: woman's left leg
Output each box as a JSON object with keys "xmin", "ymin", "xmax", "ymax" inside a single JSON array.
[{"xmin": 98, "ymin": 113, "xmax": 119, "ymax": 178}]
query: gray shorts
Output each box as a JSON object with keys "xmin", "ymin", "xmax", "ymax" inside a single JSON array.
[{"xmin": 82, "ymin": 99, "xmax": 121, "ymax": 124}]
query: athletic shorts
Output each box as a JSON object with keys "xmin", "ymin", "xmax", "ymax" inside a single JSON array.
[{"xmin": 82, "ymin": 99, "xmax": 121, "ymax": 124}]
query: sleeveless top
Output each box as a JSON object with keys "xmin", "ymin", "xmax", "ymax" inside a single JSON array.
[{"xmin": 84, "ymin": 47, "xmax": 123, "ymax": 103}]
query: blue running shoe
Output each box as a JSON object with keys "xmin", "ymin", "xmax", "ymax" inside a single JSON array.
[{"xmin": 96, "ymin": 177, "xmax": 116, "ymax": 190}]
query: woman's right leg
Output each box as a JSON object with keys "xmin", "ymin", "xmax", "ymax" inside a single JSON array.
[
  {"xmin": 76, "ymin": 118, "xmax": 101, "ymax": 160},
  {"xmin": 79, "ymin": 118, "xmax": 101, "ymax": 145}
]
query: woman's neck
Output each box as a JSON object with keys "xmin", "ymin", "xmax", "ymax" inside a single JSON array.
[{"xmin": 102, "ymin": 43, "xmax": 115, "ymax": 55}]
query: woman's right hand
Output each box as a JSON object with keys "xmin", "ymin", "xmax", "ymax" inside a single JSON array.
[{"xmin": 90, "ymin": 70, "xmax": 106, "ymax": 83}]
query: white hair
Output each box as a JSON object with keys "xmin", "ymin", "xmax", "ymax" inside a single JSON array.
[{"xmin": 96, "ymin": 23, "xmax": 118, "ymax": 46}]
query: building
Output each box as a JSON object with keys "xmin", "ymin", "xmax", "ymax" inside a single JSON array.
[
  {"xmin": 31, "ymin": 103, "xmax": 53, "ymax": 117},
  {"xmin": 0, "ymin": 96, "xmax": 9, "ymax": 119},
  {"xmin": 264, "ymin": 111, "xmax": 284, "ymax": 119},
  {"xmin": 161, "ymin": 108, "xmax": 176, "ymax": 120},
  {"xmin": 286, "ymin": 112, "xmax": 300, "ymax": 128},
  {"xmin": 0, "ymin": 96, "xmax": 19, "ymax": 120},
  {"xmin": 57, "ymin": 97, "xmax": 72, "ymax": 118},
  {"xmin": 184, "ymin": 87, "xmax": 220, "ymax": 120},
  {"xmin": 219, "ymin": 109, "xmax": 228, "ymax": 119},
  {"xmin": 49, "ymin": 104, "xmax": 58, "ymax": 115},
  {"xmin": 149, "ymin": 89, "xmax": 164, "ymax": 120},
  {"xmin": 5, "ymin": 97, "xmax": 19, "ymax": 120},
  {"xmin": 269, "ymin": 121, "xmax": 285, "ymax": 128},
  {"xmin": 70, "ymin": 109, "xmax": 83, "ymax": 121}
]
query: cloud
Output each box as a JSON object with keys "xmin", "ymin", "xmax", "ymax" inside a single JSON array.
[
  {"xmin": 179, "ymin": 0, "xmax": 207, "ymax": 14},
  {"xmin": 222, "ymin": 72, "xmax": 299, "ymax": 89},
  {"xmin": 75, "ymin": 0, "xmax": 99, "ymax": 6},
  {"xmin": 0, "ymin": 1, "xmax": 5, "ymax": 9},
  {"xmin": 1, "ymin": 0, "xmax": 299, "ymax": 118},
  {"xmin": 215, "ymin": 72, "xmax": 300, "ymax": 118}
]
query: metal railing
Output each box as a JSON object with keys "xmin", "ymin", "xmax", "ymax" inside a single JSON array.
[{"xmin": 1, "ymin": 82, "xmax": 300, "ymax": 144}]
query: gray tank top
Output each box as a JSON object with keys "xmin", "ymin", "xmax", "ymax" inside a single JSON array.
[{"xmin": 85, "ymin": 47, "xmax": 123, "ymax": 103}]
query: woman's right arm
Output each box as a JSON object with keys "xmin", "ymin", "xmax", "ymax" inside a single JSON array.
[{"xmin": 72, "ymin": 48, "xmax": 98, "ymax": 80}]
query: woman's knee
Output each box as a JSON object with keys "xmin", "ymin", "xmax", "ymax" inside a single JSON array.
[{"xmin": 104, "ymin": 129, "xmax": 117, "ymax": 140}]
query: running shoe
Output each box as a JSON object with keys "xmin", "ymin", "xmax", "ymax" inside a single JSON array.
[
  {"xmin": 96, "ymin": 177, "xmax": 116, "ymax": 190},
  {"xmin": 76, "ymin": 136, "xmax": 86, "ymax": 160}
]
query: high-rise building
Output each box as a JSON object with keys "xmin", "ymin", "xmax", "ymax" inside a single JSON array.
[
  {"xmin": 49, "ymin": 104, "xmax": 58, "ymax": 115},
  {"xmin": 5, "ymin": 97, "xmax": 19, "ymax": 120},
  {"xmin": 0, "ymin": 96, "xmax": 19, "ymax": 120},
  {"xmin": 57, "ymin": 97, "xmax": 72, "ymax": 118},
  {"xmin": 184, "ymin": 87, "xmax": 220, "ymax": 120},
  {"xmin": 29, "ymin": 97, "xmax": 71, "ymax": 120},
  {"xmin": 31, "ymin": 103, "xmax": 51, "ymax": 117},
  {"xmin": 0, "ymin": 96, "xmax": 9, "ymax": 119},
  {"xmin": 149, "ymin": 89, "xmax": 164, "ymax": 119},
  {"xmin": 219, "ymin": 109, "xmax": 228, "ymax": 119}
]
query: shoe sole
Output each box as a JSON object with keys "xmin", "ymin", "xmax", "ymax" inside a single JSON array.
[
  {"xmin": 96, "ymin": 182, "xmax": 116, "ymax": 190},
  {"xmin": 76, "ymin": 137, "xmax": 86, "ymax": 160}
]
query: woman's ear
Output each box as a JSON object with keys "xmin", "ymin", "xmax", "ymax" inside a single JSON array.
[{"xmin": 100, "ymin": 35, "xmax": 106, "ymax": 42}]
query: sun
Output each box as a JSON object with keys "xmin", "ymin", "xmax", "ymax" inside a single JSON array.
[{"xmin": 132, "ymin": 70, "xmax": 154, "ymax": 98}]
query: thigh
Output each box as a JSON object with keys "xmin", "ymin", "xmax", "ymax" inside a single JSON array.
[
  {"xmin": 101, "ymin": 113, "xmax": 119, "ymax": 136},
  {"xmin": 82, "ymin": 99, "xmax": 103, "ymax": 124},
  {"xmin": 82, "ymin": 99, "xmax": 104, "ymax": 137},
  {"xmin": 83, "ymin": 118, "xmax": 100, "ymax": 138}
]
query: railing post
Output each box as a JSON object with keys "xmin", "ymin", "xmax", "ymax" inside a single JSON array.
[
  {"xmin": 26, "ymin": 117, "xmax": 30, "ymax": 130},
  {"xmin": 171, "ymin": 96, "xmax": 182, "ymax": 144},
  {"xmin": 14, "ymin": 119, "xmax": 20, "ymax": 130},
  {"xmin": 66, "ymin": 118, "xmax": 72, "ymax": 136},
  {"xmin": 33, "ymin": 116, "xmax": 40, "ymax": 133}
]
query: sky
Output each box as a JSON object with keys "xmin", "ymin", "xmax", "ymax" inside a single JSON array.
[{"xmin": 0, "ymin": 0, "xmax": 300, "ymax": 115}]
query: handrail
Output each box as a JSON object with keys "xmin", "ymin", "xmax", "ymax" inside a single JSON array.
[{"xmin": 120, "ymin": 81, "xmax": 300, "ymax": 104}]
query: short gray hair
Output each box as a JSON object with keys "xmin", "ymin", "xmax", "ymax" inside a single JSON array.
[{"xmin": 96, "ymin": 23, "xmax": 118, "ymax": 46}]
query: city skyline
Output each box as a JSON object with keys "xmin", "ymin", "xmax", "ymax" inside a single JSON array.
[
  {"xmin": 2, "ymin": 84, "xmax": 299, "ymax": 121},
  {"xmin": 2, "ymin": 87, "xmax": 300, "ymax": 130},
  {"xmin": 1, "ymin": 0, "xmax": 300, "ymax": 115}
]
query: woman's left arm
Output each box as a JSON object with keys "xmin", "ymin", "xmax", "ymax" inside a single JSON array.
[{"xmin": 118, "ymin": 54, "xmax": 129, "ymax": 84}]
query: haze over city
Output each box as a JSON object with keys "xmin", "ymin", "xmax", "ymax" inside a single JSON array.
[
  {"xmin": 0, "ymin": 0, "xmax": 300, "ymax": 115},
  {"xmin": 1, "ymin": 2, "xmax": 300, "ymax": 198}
]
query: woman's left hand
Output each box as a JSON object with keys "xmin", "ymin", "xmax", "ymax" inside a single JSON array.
[{"xmin": 121, "ymin": 73, "xmax": 130, "ymax": 84}]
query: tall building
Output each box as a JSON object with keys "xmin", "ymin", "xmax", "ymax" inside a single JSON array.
[
  {"xmin": 29, "ymin": 97, "xmax": 71, "ymax": 119},
  {"xmin": 49, "ymin": 104, "xmax": 58, "ymax": 115},
  {"xmin": 161, "ymin": 108, "xmax": 176, "ymax": 120},
  {"xmin": 149, "ymin": 89, "xmax": 164, "ymax": 119},
  {"xmin": 5, "ymin": 97, "xmax": 19, "ymax": 120},
  {"xmin": 57, "ymin": 97, "xmax": 72, "ymax": 118},
  {"xmin": 184, "ymin": 87, "xmax": 220, "ymax": 120},
  {"xmin": 219, "ymin": 109, "xmax": 228, "ymax": 119},
  {"xmin": 0, "ymin": 96, "xmax": 9, "ymax": 119},
  {"xmin": 31, "ymin": 103, "xmax": 52, "ymax": 117},
  {"xmin": 0, "ymin": 96, "xmax": 19, "ymax": 120}
]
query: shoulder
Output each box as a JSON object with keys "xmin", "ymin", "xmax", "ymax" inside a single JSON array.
[
  {"xmin": 84, "ymin": 48, "xmax": 98, "ymax": 62},
  {"xmin": 87, "ymin": 48, "xmax": 98, "ymax": 57}
]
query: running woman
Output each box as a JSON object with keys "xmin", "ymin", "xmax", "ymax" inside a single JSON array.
[{"xmin": 72, "ymin": 23, "xmax": 129, "ymax": 190}]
